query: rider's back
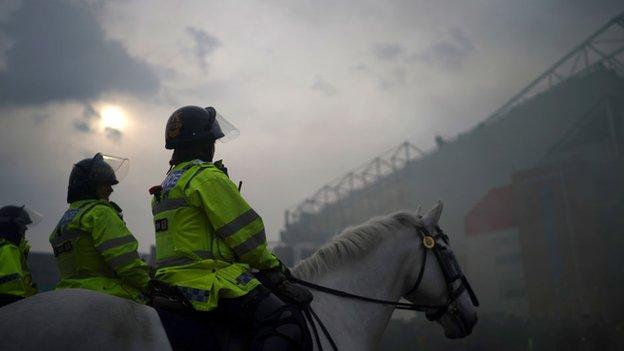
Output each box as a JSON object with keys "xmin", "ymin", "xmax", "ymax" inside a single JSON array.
[
  {"xmin": 152, "ymin": 160, "xmax": 280, "ymax": 312},
  {"xmin": 50, "ymin": 199, "xmax": 149, "ymax": 302}
]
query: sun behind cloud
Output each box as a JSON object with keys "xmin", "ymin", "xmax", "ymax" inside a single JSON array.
[{"xmin": 99, "ymin": 104, "xmax": 127, "ymax": 131}]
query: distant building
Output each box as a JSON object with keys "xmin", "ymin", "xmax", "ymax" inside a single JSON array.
[
  {"xmin": 465, "ymin": 186, "xmax": 528, "ymax": 317},
  {"xmin": 511, "ymin": 159, "xmax": 624, "ymax": 328},
  {"xmin": 146, "ymin": 245, "xmax": 157, "ymax": 267},
  {"xmin": 464, "ymin": 100, "xmax": 624, "ymax": 347}
]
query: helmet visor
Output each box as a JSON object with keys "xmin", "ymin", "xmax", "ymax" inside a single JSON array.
[
  {"xmin": 101, "ymin": 154, "xmax": 130, "ymax": 182},
  {"xmin": 22, "ymin": 206, "xmax": 43, "ymax": 226},
  {"xmin": 214, "ymin": 113, "xmax": 240, "ymax": 143}
]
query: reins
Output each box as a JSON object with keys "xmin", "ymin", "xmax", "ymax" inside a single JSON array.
[
  {"xmin": 290, "ymin": 266, "xmax": 438, "ymax": 351},
  {"xmin": 289, "ymin": 246, "xmax": 438, "ymax": 312},
  {"xmin": 288, "ymin": 223, "xmax": 478, "ymax": 351}
]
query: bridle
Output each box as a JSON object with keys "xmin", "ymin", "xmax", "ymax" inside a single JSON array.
[
  {"xmin": 288, "ymin": 222, "xmax": 479, "ymax": 351},
  {"xmin": 406, "ymin": 224, "xmax": 479, "ymax": 320}
]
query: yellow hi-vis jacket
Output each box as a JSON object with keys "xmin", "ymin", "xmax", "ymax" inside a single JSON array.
[
  {"xmin": 0, "ymin": 238, "xmax": 37, "ymax": 298},
  {"xmin": 152, "ymin": 160, "xmax": 280, "ymax": 311},
  {"xmin": 49, "ymin": 200, "xmax": 150, "ymax": 303}
]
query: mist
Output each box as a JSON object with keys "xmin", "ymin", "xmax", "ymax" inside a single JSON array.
[{"xmin": 1, "ymin": 0, "xmax": 623, "ymax": 349}]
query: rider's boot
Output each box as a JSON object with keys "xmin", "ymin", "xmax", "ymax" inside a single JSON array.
[{"xmin": 219, "ymin": 285, "xmax": 305, "ymax": 351}]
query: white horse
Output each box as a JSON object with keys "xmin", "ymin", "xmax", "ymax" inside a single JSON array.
[{"xmin": 0, "ymin": 203, "xmax": 477, "ymax": 350}]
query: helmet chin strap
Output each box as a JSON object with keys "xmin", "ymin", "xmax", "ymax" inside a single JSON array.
[{"xmin": 95, "ymin": 184, "xmax": 113, "ymax": 201}]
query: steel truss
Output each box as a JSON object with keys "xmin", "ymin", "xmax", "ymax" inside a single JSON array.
[
  {"xmin": 285, "ymin": 142, "xmax": 424, "ymax": 226},
  {"xmin": 485, "ymin": 11, "xmax": 624, "ymax": 124}
]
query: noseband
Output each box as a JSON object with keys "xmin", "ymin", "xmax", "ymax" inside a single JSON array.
[{"xmin": 406, "ymin": 225, "xmax": 480, "ymax": 321}]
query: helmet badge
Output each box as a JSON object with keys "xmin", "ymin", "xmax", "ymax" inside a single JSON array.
[{"xmin": 166, "ymin": 111, "xmax": 183, "ymax": 138}]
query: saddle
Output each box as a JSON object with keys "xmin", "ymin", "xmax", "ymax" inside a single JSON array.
[{"xmin": 149, "ymin": 280, "xmax": 313, "ymax": 351}]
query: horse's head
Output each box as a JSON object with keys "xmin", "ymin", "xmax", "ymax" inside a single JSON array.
[{"xmin": 402, "ymin": 202, "xmax": 479, "ymax": 339}]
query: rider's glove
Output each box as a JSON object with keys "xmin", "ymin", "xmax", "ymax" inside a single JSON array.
[
  {"xmin": 256, "ymin": 265, "xmax": 313, "ymax": 308},
  {"xmin": 256, "ymin": 266, "xmax": 287, "ymax": 289}
]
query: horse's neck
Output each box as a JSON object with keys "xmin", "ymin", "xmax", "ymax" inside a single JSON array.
[{"xmin": 294, "ymin": 230, "xmax": 415, "ymax": 351}]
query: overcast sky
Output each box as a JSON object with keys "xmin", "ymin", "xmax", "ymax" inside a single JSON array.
[{"xmin": 1, "ymin": 0, "xmax": 621, "ymax": 253}]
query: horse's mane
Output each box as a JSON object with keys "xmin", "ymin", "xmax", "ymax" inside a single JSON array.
[{"xmin": 292, "ymin": 211, "xmax": 420, "ymax": 280}]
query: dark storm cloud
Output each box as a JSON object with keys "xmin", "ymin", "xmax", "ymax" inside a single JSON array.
[
  {"xmin": 104, "ymin": 127, "xmax": 122, "ymax": 142},
  {"xmin": 73, "ymin": 120, "xmax": 93, "ymax": 134},
  {"xmin": 71, "ymin": 103, "xmax": 99, "ymax": 133},
  {"xmin": 0, "ymin": 0, "xmax": 159, "ymax": 107},
  {"xmin": 82, "ymin": 104, "xmax": 99, "ymax": 120},
  {"xmin": 311, "ymin": 76, "xmax": 338, "ymax": 97},
  {"xmin": 373, "ymin": 43, "xmax": 405, "ymax": 61},
  {"xmin": 186, "ymin": 27, "xmax": 221, "ymax": 71}
]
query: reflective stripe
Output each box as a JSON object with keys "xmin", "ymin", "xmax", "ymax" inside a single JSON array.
[
  {"xmin": 50, "ymin": 228, "xmax": 89, "ymax": 246},
  {"xmin": 107, "ymin": 251, "xmax": 140, "ymax": 269},
  {"xmin": 232, "ymin": 229, "xmax": 266, "ymax": 257},
  {"xmin": 152, "ymin": 198, "xmax": 189, "ymax": 216},
  {"xmin": 0, "ymin": 273, "xmax": 20, "ymax": 285},
  {"xmin": 96, "ymin": 236, "xmax": 137, "ymax": 253},
  {"xmin": 156, "ymin": 251, "xmax": 214, "ymax": 269},
  {"xmin": 215, "ymin": 209, "xmax": 259, "ymax": 239},
  {"xmin": 178, "ymin": 286, "xmax": 209, "ymax": 303}
]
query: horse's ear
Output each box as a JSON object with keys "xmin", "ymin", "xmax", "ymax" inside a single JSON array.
[{"xmin": 423, "ymin": 200, "xmax": 443, "ymax": 227}]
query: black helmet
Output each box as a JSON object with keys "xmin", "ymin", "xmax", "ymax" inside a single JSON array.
[
  {"xmin": 165, "ymin": 106, "xmax": 239, "ymax": 149},
  {"xmin": 0, "ymin": 206, "xmax": 33, "ymax": 226},
  {"xmin": 67, "ymin": 153, "xmax": 129, "ymax": 203},
  {"xmin": 0, "ymin": 205, "xmax": 42, "ymax": 244}
]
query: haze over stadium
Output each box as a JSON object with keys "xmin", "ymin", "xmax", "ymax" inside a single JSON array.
[
  {"xmin": 1, "ymin": 1, "xmax": 624, "ymax": 350},
  {"xmin": 1, "ymin": 0, "xmax": 620, "ymax": 253}
]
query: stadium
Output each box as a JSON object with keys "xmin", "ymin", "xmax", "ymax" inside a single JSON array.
[{"xmin": 277, "ymin": 11, "xmax": 624, "ymax": 350}]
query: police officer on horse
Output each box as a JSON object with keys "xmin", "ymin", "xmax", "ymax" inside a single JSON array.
[{"xmin": 150, "ymin": 106, "xmax": 309, "ymax": 350}]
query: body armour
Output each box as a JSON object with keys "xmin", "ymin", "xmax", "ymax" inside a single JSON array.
[
  {"xmin": 152, "ymin": 160, "xmax": 280, "ymax": 311},
  {"xmin": 49, "ymin": 200, "xmax": 149, "ymax": 303}
]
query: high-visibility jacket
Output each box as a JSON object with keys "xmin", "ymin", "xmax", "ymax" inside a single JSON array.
[
  {"xmin": 49, "ymin": 199, "xmax": 150, "ymax": 303},
  {"xmin": 152, "ymin": 160, "xmax": 280, "ymax": 311},
  {"xmin": 0, "ymin": 237, "xmax": 37, "ymax": 298}
]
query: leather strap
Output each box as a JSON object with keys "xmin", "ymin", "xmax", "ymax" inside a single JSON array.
[{"xmin": 289, "ymin": 276, "xmax": 440, "ymax": 311}]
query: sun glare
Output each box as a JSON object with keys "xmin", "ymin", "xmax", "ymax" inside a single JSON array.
[{"xmin": 100, "ymin": 105, "xmax": 127, "ymax": 131}]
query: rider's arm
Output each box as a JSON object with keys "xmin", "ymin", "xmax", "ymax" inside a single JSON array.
[
  {"xmin": 86, "ymin": 206, "xmax": 150, "ymax": 292},
  {"xmin": 18, "ymin": 240, "xmax": 37, "ymax": 296},
  {"xmin": 0, "ymin": 240, "xmax": 33, "ymax": 296},
  {"xmin": 193, "ymin": 171, "xmax": 281, "ymax": 270}
]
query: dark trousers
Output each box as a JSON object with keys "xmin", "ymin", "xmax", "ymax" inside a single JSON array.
[
  {"xmin": 0, "ymin": 294, "xmax": 23, "ymax": 308},
  {"xmin": 216, "ymin": 286, "xmax": 303, "ymax": 351},
  {"xmin": 155, "ymin": 286, "xmax": 303, "ymax": 351}
]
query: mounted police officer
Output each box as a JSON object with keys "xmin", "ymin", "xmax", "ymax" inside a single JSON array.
[
  {"xmin": 49, "ymin": 153, "xmax": 150, "ymax": 303},
  {"xmin": 0, "ymin": 205, "xmax": 40, "ymax": 307},
  {"xmin": 150, "ymin": 106, "xmax": 309, "ymax": 350}
]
